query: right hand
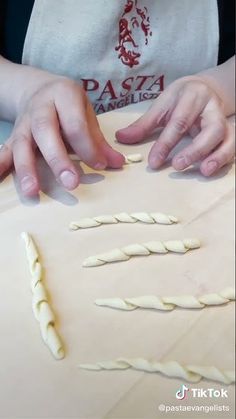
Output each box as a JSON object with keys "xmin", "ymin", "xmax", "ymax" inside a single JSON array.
[{"xmin": 0, "ymin": 76, "xmax": 124, "ymax": 196}]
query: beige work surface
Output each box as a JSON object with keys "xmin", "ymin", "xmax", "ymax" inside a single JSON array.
[{"xmin": 0, "ymin": 102, "xmax": 235, "ymax": 419}]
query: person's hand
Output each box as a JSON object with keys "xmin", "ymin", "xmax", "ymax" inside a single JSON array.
[
  {"xmin": 0, "ymin": 76, "xmax": 124, "ymax": 196},
  {"xmin": 116, "ymin": 76, "xmax": 235, "ymax": 176}
]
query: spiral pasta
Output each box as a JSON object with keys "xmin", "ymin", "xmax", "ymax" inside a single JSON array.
[
  {"xmin": 95, "ymin": 287, "xmax": 235, "ymax": 311},
  {"xmin": 80, "ymin": 358, "xmax": 235, "ymax": 384},
  {"xmin": 70, "ymin": 212, "xmax": 178, "ymax": 230},
  {"xmin": 83, "ymin": 238, "xmax": 201, "ymax": 267},
  {"xmin": 21, "ymin": 232, "xmax": 64, "ymax": 360}
]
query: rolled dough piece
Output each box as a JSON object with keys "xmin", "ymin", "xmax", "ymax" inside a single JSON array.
[
  {"xmin": 79, "ymin": 358, "xmax": 235, "ymax": 384},
  {"xmin": 69, "ymin": 152, "xmax": 143, "ymax": 164},
  {"xmin": 124, "ymin": 153, "xmax": 143, "ymax": 163},
  {"xmin": 95, "ymin": 287, "xmax": 235, "ymax": 311},
  {"xmin": 70, "ymin": 212, "xmax": 178, "ymax": 230},
  {"xmin": 83, "ymin": 238, "xmax": 201, "ymax": 267},
  {"xmin": 21, "ymin": 232, "xmax": 64, "ymax": 360}
]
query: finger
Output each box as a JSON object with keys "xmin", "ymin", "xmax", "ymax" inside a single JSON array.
[
  {"xmin": 11, "ymin": 125, "xmax": 40, "ymax": 196},
  {"xmin": 148, "ymin": 89, "xmax": 207, "ymax": 169},
  {"xmin": 0, "ymin": 142, "xmax": 13, "ymax": 177},
  {"xmin": 55, "ymin": 87, "xmax": 108, "ymax": 170},
  {"xmin": 115, "ymin": 88, "xmax": 178, "ymax": 144},
  {"xmin": 200, "ymin": 122, "xmax": 235, "ymax": 176},
  {"xmin": 31, "ymin": 104, "xmax": 79, "ymax": 190},
  {"xmin": 86, "ymin": 102, "xmax": 125, "ymax": 169},
  {"xmin": 188, "ymin": 121, "xmax": 201, "ymax": 138},
  {"xmin": 99, "ymin": 140, "xmax": 125, "ymax": 169},
  {"xmin": 172, "ymin": 116, "xmax": 226, "ymax": 170}
]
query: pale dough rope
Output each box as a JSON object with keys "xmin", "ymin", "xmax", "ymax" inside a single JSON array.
[
  {"xmin": 79, "ymin": 359, "xmax": 235, "ymax": 385},
  {"xmin": 21, "ymin": 232, "xmax": 64, "ymax": 360},
  {"xmin": 69, "ymin": 153, "xmax": 143, "ymax": 164},
  {"xmin": 83, "ymin": 238, "xmax": 200, "ymax": 267},
  {"xmin": 70, "ymin": 212, "xmax": 178, "ymax": 230},
  {"xmin": 124, "ymin": 153, "xmax": 143, "ymax": 163},
  {"xmin": 95, "ymin": 287, "xmax": 235, "ymax": 311}
]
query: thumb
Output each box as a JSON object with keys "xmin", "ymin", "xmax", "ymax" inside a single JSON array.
[
  {"xmin": 115, "ymin": 116, "xmax": 153, "ymax": 145},
  {"xmin": 115, "ymin": 94, "xmax": 175, "ymax": 145}
]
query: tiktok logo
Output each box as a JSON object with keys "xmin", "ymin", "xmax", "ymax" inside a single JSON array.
[{"xmin": 176, "ymin": 384, "xmax": 189, "ymax": 400}]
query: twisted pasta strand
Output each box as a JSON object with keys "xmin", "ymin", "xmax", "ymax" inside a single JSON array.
[
  {"xmin": 21, "ymin": 232, "xmax": 64, "ymax": 360},
  {"xmin": 70, "ymin": 212, "xmax": 178, "ymax": 230},
  {"xmin": 79, "ymin": 358, "xmax": 235, "ymax": 384},
  {"xmin": 95, "ymin": 287, "xmax": 235, "ymax": 311},
  {"xmin": 83, "ymin": 238, "xmax": 200, "ymax": 267}
]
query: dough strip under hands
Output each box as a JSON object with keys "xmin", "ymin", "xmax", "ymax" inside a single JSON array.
[{"xmin": 70, "ymin": 152, "xmax": 143, "ymax": 164}]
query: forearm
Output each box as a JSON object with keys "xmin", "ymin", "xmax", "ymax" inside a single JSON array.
[
  {"xmin": 0, "ymin": 55, "xmax": 56, "ymax": 121},
  {"xmin": 196, "ymin": 56, "xmax": 235, "ymax": 117}
]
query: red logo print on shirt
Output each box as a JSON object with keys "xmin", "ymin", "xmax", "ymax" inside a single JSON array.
[{"xmin": 115, "ymin": 0, "xmax": 152, "ymax": 68}]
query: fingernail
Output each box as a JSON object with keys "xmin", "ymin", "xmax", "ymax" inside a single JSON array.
[
  {"xmin": 206, "ymin": 160, "xmax": 218, "ymax": 175},
  {"xmin": 148, "ymin": 156, "xmax": 159, "ymax": 169},
  {"xmin": 59, "ymin": 170, "xmax": 77, "ymax": 189},
  {"xmin": 175, "ymin": 156, "xmax": 186, "ymax": 170},
  {"xmin": 21, "ymin": 175, "xmax": 36, "ymax": 192},
  {"xmin": 94, "ymin": 161, "xmax": 107, "ymax": 170}
]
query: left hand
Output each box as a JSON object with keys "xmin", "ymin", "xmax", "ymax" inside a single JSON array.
[{"xmin": 116, "ymin": 76, "xmax": 235, "ymax": 176}]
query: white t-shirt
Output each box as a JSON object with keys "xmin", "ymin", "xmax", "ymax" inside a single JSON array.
[{"xmin": 22, "ymin": 0, "xmax": 219, "ymax": 113}]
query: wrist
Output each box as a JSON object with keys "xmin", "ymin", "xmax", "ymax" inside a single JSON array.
[
  {"xmin": 16, "ymin": 66, "xmax": 63, "ymax": 115},
  {"xmin": 174, "ymin": 58, "xmax": 235, "ymax": 117},
  {"xmin": 0, "ymin": 56, "xmax": 63, "ymax": 121},
  {"xmin": 196, "ymin": 58, "xmax": 235, "ymax": 116}
]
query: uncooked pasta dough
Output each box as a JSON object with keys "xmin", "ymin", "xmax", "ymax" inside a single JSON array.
[
  {"xmin": 69, "ymin": 152, "xmax": 143, "ymax": 164},
  {"xmin": 124, "ymin": 153, "xmax": 143, "ymax": 163},
  {"xmin": 70, "ymin": 212, "xmax": 178, "ymax": 230},
  {"xmin": 21, "ymin": 232, "xmax": 64, "ymax": 360},
  {"xmin": 83, "ymin": 238, "xmax": 200, "ymax": 267},
  {"xmin": 79, "ymin": 358, "xmax": 235, "ymax": 384},
  {"xmin": 95, "ymin": 287, "xmax": 235, "ymax": 311}
]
